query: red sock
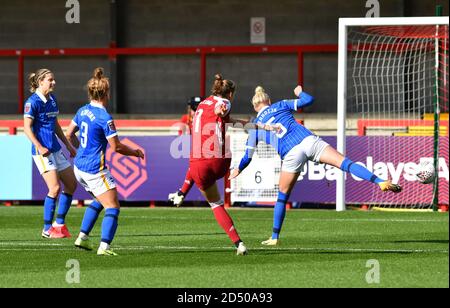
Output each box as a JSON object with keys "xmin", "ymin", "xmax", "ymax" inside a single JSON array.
[
  {"xmin": 211, "ymin": 204, "xmax": 241, "ymax": 244},
  {"xmin": 180, "ymin": 170, "xmax": 194, "ymax": 195}
]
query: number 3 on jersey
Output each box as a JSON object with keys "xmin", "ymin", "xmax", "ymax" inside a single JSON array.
[{"xmin": 80, "ymin": 122, "xmax": 88, "ymax": 148}]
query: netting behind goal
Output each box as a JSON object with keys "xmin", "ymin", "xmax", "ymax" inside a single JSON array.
[
  {"xmin": 344, "ymin": 21, "xmax": 449, "ymax": 210},
  {"xmin": 229, "ymin": 130, "xmax": 281, "ymax": 204}
]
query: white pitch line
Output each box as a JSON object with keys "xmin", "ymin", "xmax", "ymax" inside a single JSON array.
[
  {"xmin": 0, "ymin": 242, "xmax": 447, "ymax": 254},
  {"xmin": 0, "ymin": 248, "xmax": 60, "ymax": 251},
  {"xmin": 0, "ymin": 246, "xmax": 447, "ymax": 254},
  {"xmin": 0, "ymin": 242, "xmax": 64, "ymax": 247},
  {"xmin": 113, "ymin": 245, "xmax": 449, "ymax": 254}
]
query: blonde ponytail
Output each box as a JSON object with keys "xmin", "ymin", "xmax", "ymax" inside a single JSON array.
[
  {"xmin": 87, "ymin": 67, "xmax": 110, "ymax": 101},
  {"xmin": 252, "ymin": 86, "xmax": 270, "ymax": 107}
]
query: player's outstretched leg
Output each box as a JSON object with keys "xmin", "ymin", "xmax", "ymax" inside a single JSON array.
[
  {"xmin": 320, "ymin": 146, "xmax": 402, "ymax": 193},
  {"xmin": 341, "ymin": 158, "xmax": 402, "ymax": 193},
  {"xmin": 378, "ymin": 180, "xmax": 402, "ymax": 193},
  {"xmin": 169, "ymin": 169, "xmax": 195, "ymax": 207},
  {"xmin": 168, "ymin": 190, "xmax": 185, "ymax": 207}
]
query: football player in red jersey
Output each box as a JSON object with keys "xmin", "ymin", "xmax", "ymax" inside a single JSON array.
[
  {"xmin": 189, "ymin": 74, "xmax": 247, "ymax": 256},
  {"xmin": 169, "ymin": 97, "xmax": 203, "ymax": 207}
]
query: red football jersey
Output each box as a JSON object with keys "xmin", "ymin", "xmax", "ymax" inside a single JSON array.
[{"xmin": 190, "ymin": 95, "xmax": 231, "ymax": 161}]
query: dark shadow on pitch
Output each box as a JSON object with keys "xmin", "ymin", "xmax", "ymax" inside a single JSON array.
[
  {"xmin": 254, "ymin": 249, "xmax": 417, "ymax": 256},
  {"xmin": 118, "ymin": 232, "xmax": 224, "ymax": 238}
]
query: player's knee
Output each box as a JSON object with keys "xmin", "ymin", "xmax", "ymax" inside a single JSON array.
[
  {"xmin": 48, "ymin": 184, "xmax": 61, "ymax": 197},
  {"xmin": 101, "ymin": 196, "xmax": 120, "ymax": 209},
  {"xmin": 103, "ymin": 203, "xmax": 120, "ymax": 210},
  {"xmin": 278, "ymin": 182, "xmax": 292, "ymax": 194},
  {"xmin": 278, "ymin": 186, "xmax": 290, "ymax": 194}
]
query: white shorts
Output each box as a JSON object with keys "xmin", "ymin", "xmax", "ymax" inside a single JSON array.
[
  {"xmin": 74, "ymin": 166, "xmax": 117, "ymax": 197},
  {"xmin": 32, "ymin": 149, "xmax": 72, "ymax": 175},
  {"xmin": 281, "ymin": 135, "xmax": 329, "ymax": 173}
]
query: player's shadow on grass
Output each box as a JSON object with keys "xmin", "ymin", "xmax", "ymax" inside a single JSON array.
[
  {"xmin": 254, "ymin": 249, "xmax": 418, "ymax": 256},
  {"xmin": 2, "ymin": 239, "xmax": 54, "ymax": 242}
]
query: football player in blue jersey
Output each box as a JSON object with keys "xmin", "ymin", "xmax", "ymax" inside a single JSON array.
[
  {"xmin": 230, "ymin": 85, "xmax": 402, "ymax": 246},
  {"xmin": 23, "ymin": 68, "xmax": 78, "ymax": 239},
  {"xmin": 65, "ymin": 68, "xmax": 144, "ymax": 256}
]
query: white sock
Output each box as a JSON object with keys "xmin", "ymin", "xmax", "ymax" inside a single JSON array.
[
  {"xmin": 99, "ymin": 242, "xmax": 110, "ymax": 251},
  {"xmin": 209, "ymin": 199, "xmax": 224, "ymax": 209},
  {"xmin": 79, "ymin": 232, "xmax": 89, "ymax": 240}
]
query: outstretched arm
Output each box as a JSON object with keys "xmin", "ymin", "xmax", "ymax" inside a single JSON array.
[
  {"xmin": 229, "ymin": 130, "xmax": 258, "ymax": 180},
  {"xmin": 294, "ymin": 85, "xmax": 314, "ymax": 109},
  {"xmin": 107, "ymin": 136, "xmax": 144, "ymax": 159},
  {"xmin": 280, "ymin": 85, "xmax": 315, "ymax": 112}
]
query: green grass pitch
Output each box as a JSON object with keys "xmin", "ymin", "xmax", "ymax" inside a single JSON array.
[{"xmin": 0, "ymin": 206, "xmax": 448, "ymax": 288}]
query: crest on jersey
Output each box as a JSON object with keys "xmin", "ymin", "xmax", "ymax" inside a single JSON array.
[
  {"xmin": 108, "ymin": 120, "xmax": 117, "ymax": 131},
  {"xmin": 24, "ymin": 103, "xmax": 31, "ymax": 114}
]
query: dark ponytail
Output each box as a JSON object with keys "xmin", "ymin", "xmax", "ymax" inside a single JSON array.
[{"xmin": 211, "ymin": 74, "xmax": 236, "ymax": 98}]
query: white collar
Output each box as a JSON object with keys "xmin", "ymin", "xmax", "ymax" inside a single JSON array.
[
  {"xmin": 257, "ymin": 105, "xmax": 270, "ymax": 118},
  {"xmin": 90, "ymin": 101, "xmax": 106, "ymax": 110},
  {"xmin": 35, "ymin": 89, "xmax": 48, "ymax": 103}
]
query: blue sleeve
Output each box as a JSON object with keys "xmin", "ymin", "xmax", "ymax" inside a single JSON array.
[
  {"xmin": 238, "ymin": 129, "xmax": 258, "ymax": 171},
  {"xmin": 72, "ymin": 110, "xmax": 80, "ymax": 127},
  {"xmin": 103, "ymin": 115, "xmax": 118, "ymax": 139},
  {"xmin": 298, "ymin": 91, "xmax": 315, "ymax": 108},
  {"xmin": 278, "ymin": 91, "xmax": 315, "ymax": 111},
  {"xmin": 24, "ymin": 99, "xmax": 37, "ymax": 119}
]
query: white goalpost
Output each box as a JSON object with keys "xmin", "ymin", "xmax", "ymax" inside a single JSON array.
[{"xmin": 337, "ymin": 17, "xmax": 449, "ymax": 211}]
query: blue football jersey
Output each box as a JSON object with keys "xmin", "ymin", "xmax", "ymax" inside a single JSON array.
[
  {"xmin": 72, "ymin": 102, "xmax": 118, "ymax": 174},
  {"xmin": 24, "ymin": 91, "xmax": 62, "ymax": 155},
  {"xmin": 247, "ymin": 92, "xmax": 315, "ymax": 160}
]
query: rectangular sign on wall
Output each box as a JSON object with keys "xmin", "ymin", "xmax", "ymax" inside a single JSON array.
[{"xmin": 251, "ymin": 17, "xmax": 266, "ymax": 44}]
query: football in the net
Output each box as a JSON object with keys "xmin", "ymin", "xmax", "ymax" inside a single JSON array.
[{"xmin": 415, "ymin": 161, "xmax": 436, "ymax": 184}]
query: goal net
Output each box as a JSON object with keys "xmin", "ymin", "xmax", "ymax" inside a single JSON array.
[
  {"xmin": 338, "ymin": 17, "xmax": 449, "ymax": 211},
  {"xmin": 229, "ymin": 130, "xmax": 281, "ymax": 204}
]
